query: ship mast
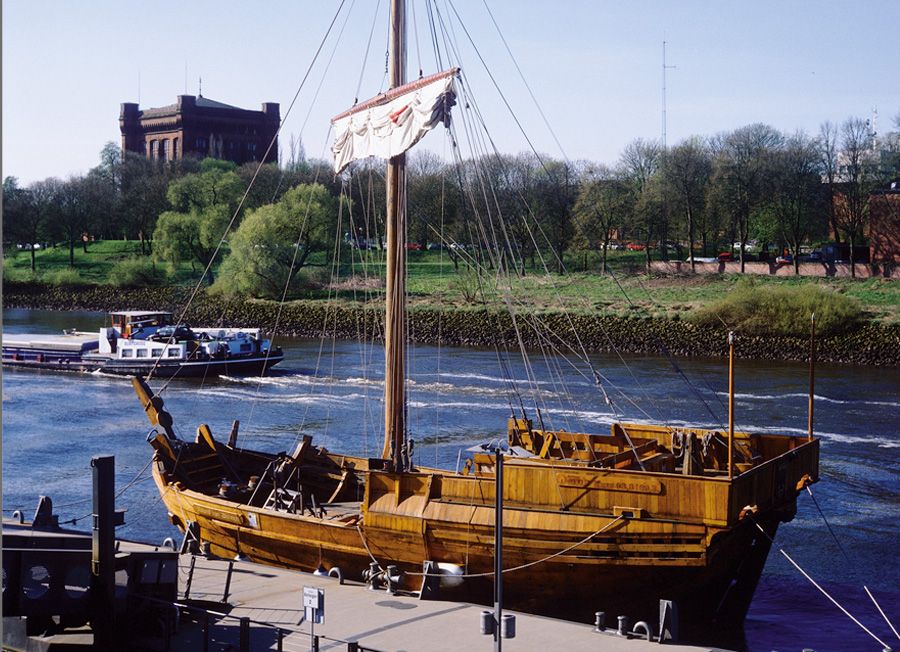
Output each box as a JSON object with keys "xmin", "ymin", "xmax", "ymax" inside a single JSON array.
[{"xmin": 383, "ymin": 0, "xmax": 408, "ymax": 468}]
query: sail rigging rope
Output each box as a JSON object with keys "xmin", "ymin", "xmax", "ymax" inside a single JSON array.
[
  {"xmin": 749, "ymin": 517, "xmax": 893, "ymax": 650},
  {"xmin": 805, "ymin": 485, "xmax": 900, "ymax": 641},
  {"xmin": 355, "ymin": 0, "xmax": 383, "ymax": 104}
]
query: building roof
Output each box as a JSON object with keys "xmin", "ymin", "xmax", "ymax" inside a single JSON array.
[
  {"xmin": 195, "ymin": 96, "xmax": 241, "ymax": 110},
  {"xmin": 140, "ymin": 96, "xmax": 245, "ymax": 119}
]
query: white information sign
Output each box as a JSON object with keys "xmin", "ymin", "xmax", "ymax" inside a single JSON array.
[{"xmin": 303, "ymin": 586, "xmax": 324, "ymax": 624}]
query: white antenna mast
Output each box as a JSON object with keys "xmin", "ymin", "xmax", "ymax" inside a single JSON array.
[
  {"xmin": 872, "ymin": 106, "xmax": 879, "ymax": 150},
  {"xmin": 662, "ymin": 40, "xmax": 676, "ymax": 148}
]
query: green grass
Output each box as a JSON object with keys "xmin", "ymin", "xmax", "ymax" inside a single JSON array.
[
  {"xmin": 3, "ymin": 240, "xmax": 203, "ymax": 286},
  {"xmin": 6, "ymin": 242, "xmax": 898, "ymax": 332}
]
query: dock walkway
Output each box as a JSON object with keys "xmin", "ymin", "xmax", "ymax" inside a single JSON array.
[{"xmin": 167, "ymin": 554, "xmax": 730, "ymax": 652}]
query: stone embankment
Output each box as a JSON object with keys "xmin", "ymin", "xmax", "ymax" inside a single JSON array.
[{"xmin": 4, "ymin": 282, "xmax": 898, "ymax": 366}]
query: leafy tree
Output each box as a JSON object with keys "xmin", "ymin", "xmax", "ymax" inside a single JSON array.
[
  {"xmin": 770, "ymin": 132, "xmax": 827, "ymax": 274},
  {"xmin": 51, "ymin": 176, "xmax": 96, "ymax": 267},
  {"xmin": 835, "ymin": 117, "xmax": 879, "ymax": 276},
  {"xmin": 166, "ymin": 159, "xmax": 242, "ymax": 213},
  {"xmin": 572, "ymin": 165, "xmax": 634, "ymax": 273},
  {"xmin": 346, "ymin": 158, "xmax": 387, "ymax": 251},
  {"xmin": 619, "ymin": 138, "xmax": 663, "ymax": 268},
  {"xmin": 663, "ymin": 138, "xmax": 713, "ymax": 271},
  {"xmin": 710, "ymin": 124, "xmax": 782, "ymax": 271},
  {"xmin": 154, "ymin": 205, "xmax": 230, "ymax": 281},
  {"xmin": 153, "ymin": 160, "xmax": 245, "ymax": 280},
  {"xmin": 3, "ymin": 177, "xmax": 41, "ymax": 270},
  {"xmin": 214, "ymin": 183, "xmax": 342, "ymax": 298},
  {"xmin": 119, "ymin": 152, "xmax": 172, "ymax": 253},
  {"xmin": 818, "ymin": 121, "xmax": 841, "ymax": 243}
]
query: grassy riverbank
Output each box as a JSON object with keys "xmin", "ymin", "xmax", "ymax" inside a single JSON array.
[
  {"xmin": 5, "ymin": 241, "xmax": 898, "ymax": 325},
  {"xmin": 4, "ymin": 278, "xmax": 899, "ymax": 366}
]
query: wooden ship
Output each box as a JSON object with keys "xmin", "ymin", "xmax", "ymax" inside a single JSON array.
[{"xmin": 132, "ymin": 0, "xmax": 819, "ymax": 637}]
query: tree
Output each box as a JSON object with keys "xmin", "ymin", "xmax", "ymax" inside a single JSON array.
[
  {"xmin": 663, "ymin": 138, "xmax": 713, "ymax": 271},
  {"xmin": 408, "ymin": 150, "xmax": 454, "ymax": 250},
  {"xmin": 835, "ymin": 117, "xmax": 879, "ymax": 276},
  {"xmin": 53, "ymin": 176, "xmax": 96, "ymax": 267},
  {"xmin": 572, "ymin": 165, "xmax": 634, "ymax": 273},
  {"xmin": 153, "ymin": 161, "xmax": 245, "ymax": 281},
  {"xmin": 166, "ymin": 159, "xmax": 242, "ymax": 213},
  {"xmin": 770, "ymin": 132, "xmax": 827, "ymax": 274},
  {"xmin": 3, "ymin": 177, "xmax": 42, "ymax": 270},
  {"xmin": 119, "ymin": 152, "xmax": 172, "ymax": 253},
  {"xmin": 711, "ymin": 124, "xmax": 782, "ymax": 271},
  {"xmin": 214, "ymin": 183, "xmax": 342, "ymax": 298},
  {"xmin": 818, "ymin": 121, "xmax": 841, "ymax": 243},
  {"xmin": 619, "ymin": 139, "xmax": 662, "ymax": 269}
]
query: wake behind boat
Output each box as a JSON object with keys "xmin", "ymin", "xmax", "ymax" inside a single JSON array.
[{"xmin": 3, "ymin": 310, "xmax": 283, "ymax": 378}]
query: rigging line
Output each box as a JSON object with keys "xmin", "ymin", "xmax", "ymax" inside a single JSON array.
[
  {"xmin": 447, "ymin": 123, "xmax": 566, "ymax": 418},
  {"xmin": 444, "ymin": 0, "xmax": 560, "ymax": 188},
  {"xmin": 631, "ymin": 273, "xmax": 729, "ymax": 414},
  {"xmin": 346, "ymin": 172, "xmax": 377, "ymax": 457},
  {"xmin": 424, "ymin": 0, "xmax": 444, "ymax": 71},
  {"xmin": 355, "ymin": 0, "xmax": 383, "ymax": 104},
  {"xmin": 457, "ymin": 73, "xmax": 571, "ymax": 277},
  {"xmin": 805, "ymin": 486, "xmax": 900, "ymax": 640},
  {"xmin": 495, "ymin": 290, "xmax": 656, "ymax": 422},
  {"xmin": 480, "ymin": 0, "xmax": 569, "ymax": 163},
  {"xmin": 297, "ymin": 0, "xmax": 357, "ymax": 139},
  {"xmin": 749, "ymin": 518, "xmax": 892, "ymax": 651},
  {"xmin": 240, "ymin": 139, "xmax": 333, "ymax": 450},
  {"xmin": 243, "ymin": 130, "xmax": 333, "ymax": 435},
  {"xmin": 410, "ymin": 0, "xmax": 423, "ymax": 77},
  {"xmin": 149, "ymin": 0, "xmax": 350, "ymax": 387},
  {"xmin": 607, "ymin": 265, "xmax": 726, "ymax": 429}
]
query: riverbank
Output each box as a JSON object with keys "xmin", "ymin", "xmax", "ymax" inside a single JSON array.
[{"xmin": 4, "ymin": 281, "xmax": 898, "ymax": 366}]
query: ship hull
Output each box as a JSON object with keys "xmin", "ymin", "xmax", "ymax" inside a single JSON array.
[
  {"xmin": 152, "ymin": 454, "xmax": 802, "ymax": 636},
  {"xmin": 3, "ymin": 349, "xmax": 284, "ymax": 378}
]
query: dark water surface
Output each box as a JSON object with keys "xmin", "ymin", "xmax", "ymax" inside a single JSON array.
[{"xmin": 3, "ymin": 308, "xmax": 898, "ymax": 651}]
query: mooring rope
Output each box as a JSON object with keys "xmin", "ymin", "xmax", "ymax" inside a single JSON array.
[
  {"xmin": 357, "ymin": 514, "xmax": 625, "ymax": 579},
  {"xmin": 805, "ymin": 485, "xmax": 900, "ymax": 642},
  {"xmin": 749, "ymin": 517, "xmax": 892, "ymax": 650}
]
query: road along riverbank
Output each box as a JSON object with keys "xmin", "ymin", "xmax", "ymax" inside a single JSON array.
[{"xmin": 4, "ymin": 281, "xmax": 898, "ymax": 366}]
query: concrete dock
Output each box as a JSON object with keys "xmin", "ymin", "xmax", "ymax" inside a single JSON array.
[{"xmin": 166, "ymin": 554, "xmax": 731, "ymax": 651}]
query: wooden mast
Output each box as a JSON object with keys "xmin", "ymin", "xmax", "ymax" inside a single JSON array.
[
  {"xmin": 808, "ymin": 313, "xmax": 816, "ymax": 440},
  {"xmin": 727, "ymin": 331, "xmax": 735, "ymax": 480},
  {"xmin": 383, "ymin": 0, "xmax": 408, "ymax": 468}
]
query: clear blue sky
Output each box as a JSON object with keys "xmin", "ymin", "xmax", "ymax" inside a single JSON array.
[{"xmin": 3, "ymin": 0, "xmax": 899, "ymax": 185}]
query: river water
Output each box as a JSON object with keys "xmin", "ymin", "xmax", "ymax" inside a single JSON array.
[{"xmin": 3, "ymin": 308, "xmax": 898, "ymax": 651}]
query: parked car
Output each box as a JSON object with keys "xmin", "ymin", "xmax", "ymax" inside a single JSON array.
[
  {"xmin": 717, "ymin": 252, "xmax": 734, "ymax": 262},
  {"xmin": 626, "ymin": 243, "xmax": 646, "ymax": 251},
  {"xmin": 776, "ymin": 253, "xmax": 793, "ymax": 264},
  {"xmin": 406, "ymin": 242, "xmax": 423, "ymax": 251},
  {"xmin": 610, "ymin": 241, "xmax": 626, "ymax": 251}
]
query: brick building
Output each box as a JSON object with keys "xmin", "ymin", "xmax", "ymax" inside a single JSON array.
[
  {"xmin": 119, "ymin": 95, "xmax": 279, "ymax": 165},
  {"xmin": 870, "ymin": 184, "xmax": 900, "ymax": 264}
]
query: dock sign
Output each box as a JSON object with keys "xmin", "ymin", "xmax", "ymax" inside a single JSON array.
[{"xmin": 303, "ymin": 586, "xmax": 325, "ymax": 624}]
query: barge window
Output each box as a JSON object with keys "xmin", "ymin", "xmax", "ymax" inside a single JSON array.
[
  {"xmin": 151, "ymin": 348, "xmax": 163, "ymax": 357},
  {"xmin": 168, "ymin": 349, "xmax": 181, "ymax": 358},
  {"xmin": 121, "ymin": 349, "xmax": 133, "ymax": 358},
  {"xmin": 136, "ymin": 349, "xmax": 149, "ymax": 358}
]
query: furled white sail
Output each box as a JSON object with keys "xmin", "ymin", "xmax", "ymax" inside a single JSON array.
[{"xmin": 332, "ymin": 68, "xmax": 458, "ymax": 174}]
